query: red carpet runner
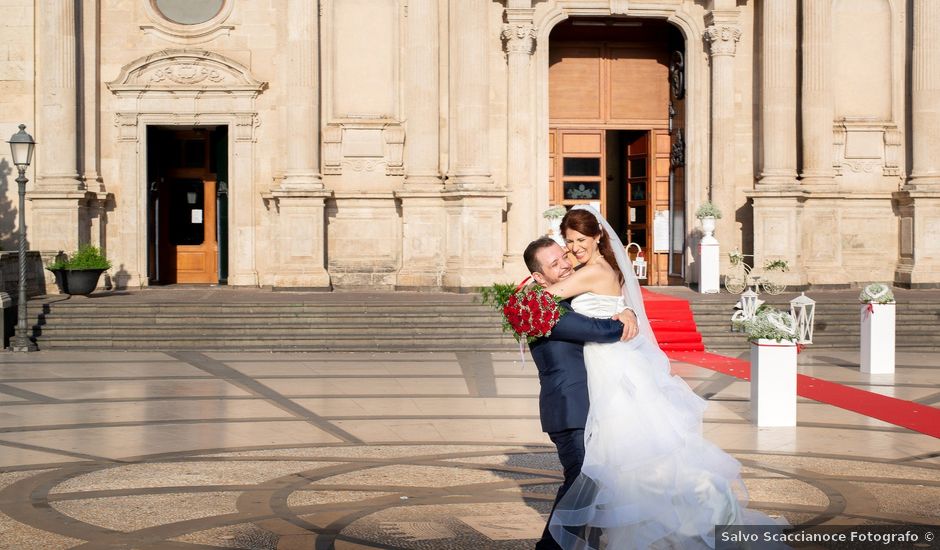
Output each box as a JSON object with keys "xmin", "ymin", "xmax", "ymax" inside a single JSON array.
[{"xmin": 642, "ymin": 289, "xmax": 940, "ymax": 439}]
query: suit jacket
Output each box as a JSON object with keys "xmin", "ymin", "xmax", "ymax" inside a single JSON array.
[{"xmin": 529, "ymin": 301, "xmax": 623, "ymax": 433}]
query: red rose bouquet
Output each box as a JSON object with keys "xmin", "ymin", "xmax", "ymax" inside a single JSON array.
[{"xmin": 481, "ymin": 277, "xmax": 567, "ymax": 344}]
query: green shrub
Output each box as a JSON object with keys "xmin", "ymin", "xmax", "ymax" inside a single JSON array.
[
  {"xmin": 63, "ymin": 245, "xmax": 111, "ymax": 270},
  {"xmin": 695, "ymin": 201, "xmax": 722, "ymax": 219}
]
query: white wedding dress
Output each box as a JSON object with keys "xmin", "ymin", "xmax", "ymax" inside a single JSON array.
[{"xmin": 548, "ymin": 292, "xmax": 778, "ymax": 550}]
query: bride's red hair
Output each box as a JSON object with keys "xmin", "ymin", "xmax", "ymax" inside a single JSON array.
[{"xmin": 560, "ymin": 209, "xmax": 624, "ymax": 285}]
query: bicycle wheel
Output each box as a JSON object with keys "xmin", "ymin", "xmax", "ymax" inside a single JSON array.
[
  {"xmin": 761, "ymin": 278, "xmax": 786, "ymax": 295},
  {"xmin": 724, "ymin": 274, "xmax": 747, "ymax": 294}
]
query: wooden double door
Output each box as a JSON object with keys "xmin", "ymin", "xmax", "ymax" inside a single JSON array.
[{"xmin": 148, "ymin": 128, "xmax": 227, "ymax": 284}]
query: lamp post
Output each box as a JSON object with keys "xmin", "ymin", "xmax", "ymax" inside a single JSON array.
[{"xmin": 8, "ymin": 124, "xmax": 37, "ymax": 352}]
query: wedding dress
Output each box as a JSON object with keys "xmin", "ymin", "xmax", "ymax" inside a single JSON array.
[{"xmin": 548, "ymin": 206, "xmax": 782, "ymax": 550}]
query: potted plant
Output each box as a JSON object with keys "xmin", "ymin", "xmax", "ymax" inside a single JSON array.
[
  {"xmin": 695, "ymin": 201, "xmax": 722, "ymax": 237},
  {"xmin": 859, "ymin": 283, "xmax": 895, "ymax": 374},
  {"xmin": 543, "ymin": 205, "xmax": 567, "ymax": 246},
  {"xmin": 61, "ymin": 245, "xmax": 112, "ymax": 296},
  {"xmin": 743, "ymin": 308, "xmax": 798, "ymax": 427},
  {"xmin": 46, "ymin": 255, "xmax": 70, "ymax": 294}
]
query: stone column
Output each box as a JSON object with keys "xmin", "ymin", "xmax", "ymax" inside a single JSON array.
[
  {"xmin": 703, "ymin": 21, "xmax": 740, "ymax": 250},
  {"xmin": 403, "ymin": 0, "xmax": 442, "ymax": 188},
  {"xmin": 447, "ymin": 0, "xmax": 492, "ymax": 188},
  {"xmin": 502, "ymin": 9, "xmax": 538, "ymax": 278},
  {"xmin": 909, "ymin": 0, "xmax": 940, "ymax": 188},
  {"xmin": 800, "ymin": 0, "xmax": 835, "ymax": 188},
  {"xmin": 757, "ymin": 0, "xmax": 798, "ymax": 188},
  {"xmin": 270, "ymin": 0, "xmax": 331, "ymax": 288},
  {"xmin": 31, "ymin": 0, "xmax": 88, "ymax": 254},
  {"xmin": 896, "ymin": 0, "xmax": 940, "ymax": 286}
]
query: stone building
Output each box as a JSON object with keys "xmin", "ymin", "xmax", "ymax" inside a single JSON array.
[{"xmin": 2, "ymin": 0, "xmax": 938, "ymax": 291}]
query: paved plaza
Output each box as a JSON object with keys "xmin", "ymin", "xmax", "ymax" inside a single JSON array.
[{"xmin": 0, "ymin": 349, "xmax": 937, "ymax": 549}]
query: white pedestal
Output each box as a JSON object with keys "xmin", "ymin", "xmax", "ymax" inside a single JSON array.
[
  {"xmin": 860, "ymin": 303, "xmax": 895, "ymax": 374},
  {"xmin": 750, "ymin": 339, "xmax": 797, "ymax": 427},
  {"xmin": 699, "ymin": 237, "xmax": 720, "ymax": 294}
]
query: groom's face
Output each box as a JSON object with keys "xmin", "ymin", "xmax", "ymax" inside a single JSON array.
[{"xmin": 532, "ymin": 243, "xmax": 573, "ymax": 285}]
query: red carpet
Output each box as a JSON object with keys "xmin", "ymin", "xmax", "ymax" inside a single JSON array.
[
  {"xmin": 642, "ymin": 289, "xmax": 940, "ymax": 439},
  {"xmin": 641, "ymin": 288, "xmax": 705, "ymax": 352}
]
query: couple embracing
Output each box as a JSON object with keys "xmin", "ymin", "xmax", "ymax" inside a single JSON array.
[{"xmin": 526, "ymin": 206, "xmax": 777, "ymax": 550}]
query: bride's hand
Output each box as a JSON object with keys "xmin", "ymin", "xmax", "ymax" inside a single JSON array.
[{"xmin": 612, "ymin": 309, "xmax": 638, "ymax": 341}]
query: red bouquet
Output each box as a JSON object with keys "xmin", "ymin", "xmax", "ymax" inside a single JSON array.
[{"xmin": 481, "ymin": 277, "xmax": 566, "ymax": 343}]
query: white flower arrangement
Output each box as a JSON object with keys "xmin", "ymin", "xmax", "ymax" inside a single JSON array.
[
  {"xmin": 859, "ymin": 283, "xmax": 895, "ymax": 304},
  {"xmin": 743, "ymin": 308, "xmax": 798, "ymax": 343},
  {"xmin": 542, "ymin": 205, "xmax": 567, "ymax": 220},
  {"xmin": 695, "ymin": 201, "xmax": 722, "ymax": 220},
  {"xmin": 728, "ymin": 248, "xmax": 744, "ymax": 266},
  {"xmin": 763, "ymin": 258, "xmax": 789, "ymax": 272}
]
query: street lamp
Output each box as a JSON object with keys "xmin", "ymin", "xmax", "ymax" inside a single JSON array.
[{"xmin": 8, "ymin": 124, "xmax": 37, "ymax": 352}]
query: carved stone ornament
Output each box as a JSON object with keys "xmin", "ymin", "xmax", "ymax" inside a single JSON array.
[
  {"xmin": 501, "ymin": 23, "xmax": 537, "ymax": 55},
  {"xmin": 323, "ymin": 126, "xmax": 344, "ymax": 176},
  {"xmin": 669, "ymin": 51, "xmax": 685, "ymax": 100},
  {"xmin": 610, "ymin": 0, "xmax": 630, "ymax": 15},
  {"xmin": 671, "ymin": 128, "xmax": 685, "ymax": 168},
  {"xmin": 704, "ymin": 25, "xmax": 742, "ymax": 57},
  {"xmin": 384, "ymin": 126, "xmax": 406, "ymax": 176},
  {"xmin": 107, "ymin": 49, "xmax": 267, "ymax": 97}
]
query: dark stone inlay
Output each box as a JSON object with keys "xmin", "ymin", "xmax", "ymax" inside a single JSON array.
[
  {"xmin": 0, "ymin": 383, "xmax": 61, "ymax": 403},
  {"xmin": 166, "ymin": 352, "xmax": 363, "ymax": 444},
  {"xmin": 455, "ymin": 352, "xmax": 498, "ymax": 398}
]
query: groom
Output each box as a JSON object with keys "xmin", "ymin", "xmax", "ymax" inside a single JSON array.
[{"xmin": 523, "ymin": 237, "xmax": 638, "ymax": 550}]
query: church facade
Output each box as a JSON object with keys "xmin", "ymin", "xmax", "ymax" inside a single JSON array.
[{"xmin": 3, "ymin": 0, "xmax": 939, "ymax": 291}]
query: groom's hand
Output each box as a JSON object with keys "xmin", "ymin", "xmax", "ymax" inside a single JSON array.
[{"xmin": 612, "ymin": 309, "xmax": 638, "ymax": 341}]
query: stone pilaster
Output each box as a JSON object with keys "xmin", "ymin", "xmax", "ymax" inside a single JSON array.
[
  {"xmin": 704, "ymin": 19, "xmax": 740, "ymax": 257},
  {"xmin": 909, "ymin": 0, "xmax": 940, "ymax": 189},
  {"xmin": 268, "ymin": 0, "xmax": 331, "ymax": 288},
  {"xmin": 895, "ymin": 0, "xmax": 940, "ymax": 286},
  {"xmin": 280, "ymin": 0, "xmax": 323, "ymax": 190},
  {"xmin": 757, "ymin": 0, "xmax": 798, "ymax": 189},
  {"xmin": 800, "ymin": 0, "xmax": 835, "ymax": 189},
  {"xmin": 502, "ymin": 9, "xmax": 538, "ymax": 279},
  {"xmin": 32, "ymin": 0, "xmax": 88, "ymax": 255},
  {"xmin": 447, "ymin": 0, "xmax": 492, "ymax": 188},
  {"xmin": 403, "ymin": 0, "xmax": 442, "ymax": 188}
]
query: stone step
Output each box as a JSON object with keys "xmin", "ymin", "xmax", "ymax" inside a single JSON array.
[{"xmin": 34, "ymin": 335, "xmax": 519, "ymax": 351}]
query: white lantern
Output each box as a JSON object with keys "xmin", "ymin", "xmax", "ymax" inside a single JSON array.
[
  {"xmin": 741, "ymin": 288, "xmax": 759, "ymax": 320},
  {"xmin": 625, "ymin": 242, "xmax": 647, "ymax": 280},
  {"xmin": 789, "ymin": 292, "xmax": 816, "ymax": 344}
]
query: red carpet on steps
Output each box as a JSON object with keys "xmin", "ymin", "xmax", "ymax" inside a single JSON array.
[
  {"xmin": 641, "ymin": 288, "xmax": 940, "ymax": 439},
  {"xmin": 641, "ymin": 288, "xmax": 705, "ymax": 352}
]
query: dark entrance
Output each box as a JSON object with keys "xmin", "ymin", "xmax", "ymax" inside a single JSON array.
[{"xmin": 147, "ymin": 126, "xmax": 229, "ymax": 284}]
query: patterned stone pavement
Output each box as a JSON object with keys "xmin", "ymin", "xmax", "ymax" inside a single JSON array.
[{"xmin": 0, "ymin": 350, "xmax": 937, "ymax": 549}]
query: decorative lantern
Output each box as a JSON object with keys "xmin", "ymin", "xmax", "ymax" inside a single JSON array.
[
  {"xmin": 741, "ymin": 288, "xmax": 759, "ymax": 320},
  {"xmin": 789, "ymin": 292, "xmax": 816, "ymax": 344},
  {"xmin": 626, "ymin": 242, "xmax": 647, "ymax": 280}
]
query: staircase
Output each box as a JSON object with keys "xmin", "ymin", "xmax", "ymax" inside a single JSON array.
[
  {"xmin": 642, "ymin": 289, "xmax": 705, "ymax": 352},
  {"xmin": 671, "ymin": 291, "xmax": 940, "ymax": 354},
  {"xmin": 26, "ymin": 291, "xmax": 518, "ymax": 351}
]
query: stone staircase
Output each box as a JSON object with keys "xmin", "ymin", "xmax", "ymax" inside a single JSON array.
[
  {"xmin": 683, "ymin": 293, "xmax": 940, "ymax": 354},
  {"xmin": 25, "ymin": 292, "xmax": 519, "ymax": 351}
]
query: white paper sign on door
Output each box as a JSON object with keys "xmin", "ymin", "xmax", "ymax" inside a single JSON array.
[
  {"xmin": 192, "ymin": 209, "xmax": 203, "ymax": 224},
  {"xmin": 653, "ymin": 210, "xmax": 670, "ymax": 252}
]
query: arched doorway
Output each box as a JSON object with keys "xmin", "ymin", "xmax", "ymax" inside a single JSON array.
[{"xmin": 547, "ymin": 17, "xmax": 685, "ymax": 285}]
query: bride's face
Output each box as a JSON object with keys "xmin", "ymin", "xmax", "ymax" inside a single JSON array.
[{"xmin": 564, "ymin": 228, "xmax": 600, "ymax": 265}]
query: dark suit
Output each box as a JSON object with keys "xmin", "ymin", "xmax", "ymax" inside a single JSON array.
[{"xmin": 530, "ymin": 301, "xmax": 623, "ymax": 550}]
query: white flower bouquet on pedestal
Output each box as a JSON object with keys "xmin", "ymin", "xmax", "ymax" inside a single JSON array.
[
  {"xmin": 743, "ymin": 308, "xmax": 798, "ymax": 427},
  {"xmin": 543, "ymin": 206, "xmax": 567, "ymax": 247},
  {"xmin": 859, "ymin": 283, "xmax": 895, "ymax": 374}
]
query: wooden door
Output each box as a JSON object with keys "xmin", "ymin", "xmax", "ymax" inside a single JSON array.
[{"xmin": 165, "ymin": 176, "xmax": 217, "ymax": 284}]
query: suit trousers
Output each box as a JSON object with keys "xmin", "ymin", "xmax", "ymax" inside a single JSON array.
[{"xmin": 536, "ymin": 428, "xmax": 585, "ymax": 550}]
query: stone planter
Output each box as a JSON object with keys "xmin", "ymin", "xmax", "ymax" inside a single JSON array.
[
  {"xmin": 64, "ymin": 269, "xmax": 105, "ymax": 296},
  {"xmin": 749, "ymin": 338, "xmax": 797, "ymax": 427},
  {"xmin": 700, "ymin": 216, "xmax": 717, "ymax": 237},
  {"xmin": 860, "ymin": 302, "xmax": 895, "ymax": 374},
  {"xmin": 547, "ymin": 217, "xmax": 564, "ymax": 247}
]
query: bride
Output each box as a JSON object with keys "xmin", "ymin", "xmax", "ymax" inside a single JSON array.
[{"xmin": 542, "ymin": 205, "xmax": 780, "ymax": 549}]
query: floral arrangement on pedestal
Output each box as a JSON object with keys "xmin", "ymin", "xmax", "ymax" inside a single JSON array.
[
  {"xmin": 859, "ymin": 282, "xmax": 895, "ymax": 304},
  {"xmin": 481, "ymin": 279, "xmax": 567, "ymax": 343},
  {"xmin": 543, "ymin": 206, "xmax": 567, "ymax": 245},
  {"xmin": 742, "ymin": 308, "xmax": 798, "ymax": 343},
  {"xmin": 694, "ymin": 201, "xmax": 722, "ymax": 220},
  {"xmin": 858, "ymin": 283, "xmax": 896, "ymax": 374}
]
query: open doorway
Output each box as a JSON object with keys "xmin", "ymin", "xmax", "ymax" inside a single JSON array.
[{"xmin": 146, "ymin": 126, "xmax": 229, "ymax": 284}]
